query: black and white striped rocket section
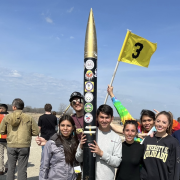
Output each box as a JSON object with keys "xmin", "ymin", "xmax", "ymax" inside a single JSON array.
[{"xmin": 83, "ymin": 8, "xmax": 97, "ymax": 180}]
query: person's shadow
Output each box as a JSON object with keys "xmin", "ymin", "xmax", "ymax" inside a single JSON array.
[{"xmin": 28, "ymin": 176, "xmax": 39, "ymax": 180}]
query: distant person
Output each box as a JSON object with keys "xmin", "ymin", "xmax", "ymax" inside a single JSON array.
[
  {"xmin": 172, "ymin": 129, "xmax": 180, "ymax": 144},
  {"xmin": 0, "ymin": 104, "xmax": 8, "ymax": 175},
  {"xmin": 177, "ymin": 117, "xmax": 180, "ymax": 123},
  {"xmin": 0, "ymin": 98, "xmax": 39, "ymax": 180},
  {"xmin": 38, "ymin": 104, "xmax": 57, "ymax": 150},
  {"xmin": 52, "ymin": 111, "xmax": 59, "ymax": 132},
  {"xmin": 76, "ymin": 104, "xmax": 122, "ymax": 180},
  {"xmin": 115, "ymin": 120, "xmax": 144, "ymax": 180},
  {"xmin": 39, "ymin": 115, "xmax": 79, "ymax": 180}
]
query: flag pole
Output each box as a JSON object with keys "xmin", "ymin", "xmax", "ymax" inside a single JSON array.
[{"xmin": 104, "ymin": 30, "xmax": 131, "ymax": 104}]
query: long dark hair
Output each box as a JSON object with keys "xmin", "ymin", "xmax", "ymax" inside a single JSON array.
[{"xmin": 58, "ymin": 115, "xmax": 78, "ymax": 166}]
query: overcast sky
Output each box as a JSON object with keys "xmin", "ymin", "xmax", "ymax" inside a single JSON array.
[{"xmin": 0, "ymin": 0, "xmax": 180, "ymax": 119}]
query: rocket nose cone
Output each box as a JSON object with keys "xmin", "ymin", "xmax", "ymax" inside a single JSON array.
[{"xmin": 84, "ymin": 8, "xmax": 97, "ymax": 59}]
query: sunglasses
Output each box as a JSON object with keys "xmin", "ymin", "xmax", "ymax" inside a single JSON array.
[{"xmin": 71, "ymin": 98, "xmax": 83, "ymax": 106}]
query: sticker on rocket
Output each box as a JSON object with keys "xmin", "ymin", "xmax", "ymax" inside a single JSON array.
[
  {"xmin": 84, "ymin": 113, "xmax": 93, "ymax": 123},
  {"xmin": 85, "ymin": 70, "xmax": 94, "ymax": 81},
  {"xmin": 85, "ymin": 81, "xmax": 94, "ymax": 92},
  {"xmin": 85, "ymin": 60, "xmax": 94, "ymax": 70},
  {"xmin": 84, "ymin": 103, "xmax": 93, "ymax": 113},
  {"xmin": 85, "ymin": 92, "xmax": 94, "ymax": 102}
]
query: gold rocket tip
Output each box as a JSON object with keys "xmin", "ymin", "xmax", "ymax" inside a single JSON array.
[{"xmin": 84, "ymin": 8, "xmax": 97, "ymax": 59}]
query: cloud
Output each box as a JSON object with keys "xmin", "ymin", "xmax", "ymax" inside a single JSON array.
[
  {"xmin": 7, "ymin": 70, "xmax": 21, "ymax": 78},
  {"xmin": 56, "ymin": 37, "xmax": 60, "ymax": 40},
  {"xmin": 45, "ymin": 17, "xmax": 53, "ymax": 23},
  {"xmin": 67, "ymin": 7, "xmax": 74, "ymax": 13},
  {"xmin": 70, "ymin": 36, "xmax": 74, "ymax": 39}
]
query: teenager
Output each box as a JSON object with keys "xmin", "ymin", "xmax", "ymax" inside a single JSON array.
[
  {"xmin": 76, "ymin": 104, "xmax": 122, "ymax": 180},
  {"xmin": 69, "ymin": 92, "xmax": 84, "ymax": 140},
  {"xmin": 141, "ymin": 111, "xmax": 180, "ymax": 180},
  {"xmin": 39, "ymin": 115, "xmax": 79, "ymax": 180},
  {"xmin": 107, "ymin": 85, "xmax": 180, "ymax": 141},
  {"xmin": 115, "ymin": 120, "xmax": 144, "ymax": 180}
]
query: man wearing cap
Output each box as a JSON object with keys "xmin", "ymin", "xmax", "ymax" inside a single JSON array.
[
  {"xmin": 69, "ymin": 92, "xmax": 84, "ymax": 140},
  {"xmin": 0, "ymin": 104, "xmax": 8, "ymax": 175}
]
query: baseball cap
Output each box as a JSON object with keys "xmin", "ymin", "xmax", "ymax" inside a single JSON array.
[{"xmin": 69, "ymin": 92, "xmax": 84, "ymax": 102}]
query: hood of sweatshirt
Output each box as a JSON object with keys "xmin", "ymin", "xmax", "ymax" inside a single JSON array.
[{"xmin": 11, "ymin": 110, "xmax": 23, "ymax": 127}]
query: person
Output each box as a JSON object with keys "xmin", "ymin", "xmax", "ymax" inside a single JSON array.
[
  {"xmin": 39, "ymin": 115, "xmax": 79, "ymax": 180},
  {"xmin": 75, "ymin": 104, "xmax": 122, "ymax": 180},
  {"xmin": 107, "ymin": 85, "xmax": 180, "ymax": 141},
  {"xmin": 38, "ymin": 103, "xmax": 57, "ymax": 150},
  {"xmin": 141, "ymin": 111, "xmax": 180, "ymax": 180},
  {"xmin": 52, "ymin": 111, "xmax": 59, "ymax": 132},
  {"xmin": 177, "ymin": 117, "xmax": 180, "ymax": 123},
  {"xmin": 115, "ymin": 120, "xmax": 144, "ymax": 180},
  {"xmin": 69, "ymin": 92, "xmax": 85, "ymax": 140},
  {"xmin": 0, "ymin": 104, "xmax": 8, "ymax": 175},
  {"xmin": 172, "ymin": 129, "xmax": 180, "ymax": 144},
  {"xmin": 0, "ymin": 98, "xmax": 39, "ymax": 180}
]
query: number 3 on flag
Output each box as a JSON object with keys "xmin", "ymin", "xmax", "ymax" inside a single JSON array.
[{"xmin": 132, "ymin": 43, "xmax": 143, "ymax": 59}]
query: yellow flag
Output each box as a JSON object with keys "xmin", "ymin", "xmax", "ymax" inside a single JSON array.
[{"xmin": 118, "ymin": 31, "xmax": 157, "ymax": 68}]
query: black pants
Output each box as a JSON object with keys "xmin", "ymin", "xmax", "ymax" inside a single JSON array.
[{"xmin": 6, "ymin": 147, "xmax": 30, "ymax": 180}]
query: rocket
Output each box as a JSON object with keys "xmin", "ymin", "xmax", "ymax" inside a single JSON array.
[{"xmin": 83, "ymin": 8, "xmax": 97, "ymax": 180}]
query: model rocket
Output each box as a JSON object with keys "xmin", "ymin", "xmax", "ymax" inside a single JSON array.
[{"xmin": 83, "ymin": 8, "xmax": 97, "ymax": 180}]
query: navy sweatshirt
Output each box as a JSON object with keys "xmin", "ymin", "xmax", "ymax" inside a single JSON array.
[{"xmin": 141, "ymin": 135, "xmax": 180, "ymax": 180}]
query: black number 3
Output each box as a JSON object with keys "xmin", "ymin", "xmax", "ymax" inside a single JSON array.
[{"xmin": 132, "ymin": 43, "xmax": 143, "ymax": 58}]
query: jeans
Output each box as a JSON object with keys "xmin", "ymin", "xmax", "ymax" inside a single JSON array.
[
  {"xmin": 6, "ymin": 147, "xmax": 30, "ymax": 180},
  {"xmin": 0, "ymin": 142, "xmax": 8, "ymax": 172}
]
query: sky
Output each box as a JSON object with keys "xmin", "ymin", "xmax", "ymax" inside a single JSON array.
[{"xmin": 0, "ymin": 0, "xmax": 180, "ymax": 119}]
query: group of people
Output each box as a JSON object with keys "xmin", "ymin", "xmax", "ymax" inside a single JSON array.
[{"xmin": 0, "ymin": 85, "xmax": 180, "ymax": 180}]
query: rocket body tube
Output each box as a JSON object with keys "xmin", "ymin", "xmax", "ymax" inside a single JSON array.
[{"xmin": 83, "ymin": 8, "xmax": 97, "ymax": 180}]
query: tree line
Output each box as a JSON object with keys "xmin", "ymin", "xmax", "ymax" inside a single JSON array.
[{"xmin": 5, "ymin": 103, "xmax": 74, "ymax": 116}]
